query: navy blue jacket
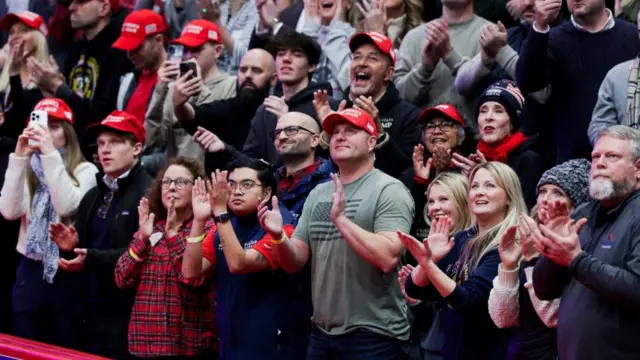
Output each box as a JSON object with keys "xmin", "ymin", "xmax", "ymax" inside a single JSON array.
[
  {"xmin": 405, "ymin": 229, "xmax": 512, "ymax": 360},
  {"xmin": 274, "ymin": 157, "xmax": 334, "ymax": 220},
  {"xmin": 215, "ymin": 204, "xmax": 311, "ymax": 360}
]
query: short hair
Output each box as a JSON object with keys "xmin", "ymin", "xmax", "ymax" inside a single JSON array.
[
  {"xmin": 227, "ymin": 158, "xmax": 276, "ymax": 197},
  {"xmin": 268, "ymin": 32, "xmax": 322, "ymax": 67},
  {"xmin": 595, "ymin": 125, "xmax": 640, "ymax": 162}
]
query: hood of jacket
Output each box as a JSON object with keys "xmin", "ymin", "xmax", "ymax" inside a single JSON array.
[{"xmin": 273, "ymin": 81, "xmax": 333, "ymax": 108}]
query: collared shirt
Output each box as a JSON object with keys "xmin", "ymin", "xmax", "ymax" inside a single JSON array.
[
  {"xmin": 114, "ymin": 219, "xmax": 217, "ymax": 357},
  {"xmin": 571, "ymin": 8, "xmax": 615, "ymax": 33},
  {"xmin": 277, "ymin": 159, "xmax": 321, "ymax": 194},
  {"xmin": 103, "ymin": 168, "xmax": 132, "ymax": 191}
]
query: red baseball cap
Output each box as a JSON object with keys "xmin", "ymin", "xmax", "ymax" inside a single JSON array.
[
  {"xmin": 417, "ymin": 104, "xmax": 465, "ymax": 127},
  {"xmin": 0, "ymin": 11, "xmax": 48, "ymax": 36},
  {"xmin": 28, "ymin": 98, "xmax": 73, "ymax": 124},
  {"xmin": 171, "ymin": 19, "xmax": 221, "ymax": 48},
  {"xmin": 323, "ymin": 108, "xmax": 377, "ymax": 137},
  {"xmin": 349, "ymin": 32, "xmax": 396, "ymax": 66},
  {"xmin": 87, "ymin": 111, "xmax": 146, "ymax": 144},
  {"xmin": 112, "ymin": 9, "xmax": 167, "ymax": 51}
]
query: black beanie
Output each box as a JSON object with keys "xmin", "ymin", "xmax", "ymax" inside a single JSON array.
[{"xmin": 476, "ymin": 79, "xmax": 525, "ymax": 131}]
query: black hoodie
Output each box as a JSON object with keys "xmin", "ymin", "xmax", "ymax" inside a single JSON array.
[
  {"xmin": 343, "ymin": 82, "xmax": 421, "ymax": 178},
  {"xmin": 55, "ymin": 8, "xmax": 133, "ymax": 156},
  {"xmin": 505, "ymin": 135, "xmax": 544, "ymax": 210},
  {"xmin": 242, "ymin": 82, "xmax": 339, "ymax": 165}
]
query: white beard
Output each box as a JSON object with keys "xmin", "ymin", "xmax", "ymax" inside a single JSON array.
[{"xmin": 589, "ymin": 178, "xmax": 615, "ymax": 200}]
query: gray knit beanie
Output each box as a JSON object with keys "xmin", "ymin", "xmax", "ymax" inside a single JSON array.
[{"xmin": 536, "ymin": 159, "xmax": 591, "ymax": 208}]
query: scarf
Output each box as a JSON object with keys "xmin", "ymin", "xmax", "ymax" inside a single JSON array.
[
  {"xmin": 24, "ymin": 149, "xmax": 64, "ymax": 283},
  {"xmin": 625, "ymin": 56, "xmax": 640, "ymax": 129},
  {"xmin": 477, "ymin": 131, "xmax": 528, "ymax": 163}
]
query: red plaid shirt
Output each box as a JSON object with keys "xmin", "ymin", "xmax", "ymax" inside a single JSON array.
[
  {"xmin": 277, "ymin": 159, "xmax": 322, "ymax": 194},
  {"xmin": 114, "ymin": 219, "xmax": 217, "ymax": 357}
]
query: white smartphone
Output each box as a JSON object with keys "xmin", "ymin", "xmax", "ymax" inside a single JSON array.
[{"xmin": 28, "ymin": 110, "xmax": 48, "ymax": 147}]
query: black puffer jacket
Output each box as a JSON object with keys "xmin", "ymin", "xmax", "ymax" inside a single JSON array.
[{"xmin": 505, "ymin": 135, "xmax": 545, "ymax": 210}]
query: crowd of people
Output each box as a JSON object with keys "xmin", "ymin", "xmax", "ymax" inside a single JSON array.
[{"xmin": 0, "ymin": 0, "xmax": 639, "ymax": 359}]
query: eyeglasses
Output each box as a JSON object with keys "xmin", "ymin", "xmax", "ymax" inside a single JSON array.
[
  {"xmin": 271, "ymin": 125, "xmax": 315, "ymax": 139},
  {"xmin": 350, "ymin": 52, "xmax": 383, "ymax": 64},
  {"xmin": 97, "ymin": 191, "xmax": 115, "ymax": 219},
  {"xmin": 422, "ymin": 120, "xmax": 456, "ymax": 133},
  {"xmin": 228, "ymin": 180, "xmax": 262, "ymax": 193},
  {"xmin": 161, "ymin": 178, "xmax": 194, "ymax": 189}
]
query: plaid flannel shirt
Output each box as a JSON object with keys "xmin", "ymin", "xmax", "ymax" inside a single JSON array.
[
  {"xmin": 114, "ymin": 219, "xmax": 217, "ymax": 357},
  {"xmin": 217, "ymin": 0, "xmax": 259, "ymax": 74}
]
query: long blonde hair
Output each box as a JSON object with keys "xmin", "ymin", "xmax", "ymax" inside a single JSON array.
[
  {"xmin": 426, "ymin": 172, "xmax": 472, "ymax": 235},
  {"xmin": 26, "ymin": 121, "xmax": 87, "ymax": 203},
  {"xmin": 461, "ymin": 162, "xmax": 527, "ymax": 272},
  {"xmin": 0, "ymin": 29, "xmax": 49, "ymax": 92}
]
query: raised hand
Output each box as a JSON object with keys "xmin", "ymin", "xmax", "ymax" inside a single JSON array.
[
  {"xmin": 193, "ymin": 127, "xmax": 225, "ymax": 153},
  {"xmin": 25, "ymin": 124, "xmax": 56, "ymax": 154},
  {"xmin": 425, "ymin": 216, "xmax": 454, "ymax": 263},
  {"xmin": 211, "ymin": 169, "xmax": 230, "ymax": 215},
  {"xmin": 397, "ymin": 230, "xmax": 433, "ymax": 266},
  {"xmin": 313, "ymin": 90, "xmax": 346, "ymax": 125},
  {"xmin": 198, "ymin": 0, "xmax": 221, "ymax": 22},
  {"xmin": 303, "ymin": 0, "xmax": 321, "ymax": 24},
  {"xmin": 330, "ymin": 173, "xmax": 346, "ymax": 222},
  {"xmin": 257, "ymin": 0, "xmax": 280, "ymax": 30},
  {"xmin": 264, "ymin": 95, "xmax": 289, "ymax": 119},
  {"xmin": 158, "ymin": 60, "xmax": 180, "ymax": 85},
  {"xmin": 498, "ymin": 226, "xmax": 521, "ymax": 270},
  {"xmin": 431, "ymin": 145, "xmax": 452, "ymax": 172},
  {"xmin": 26, "ymin": 55, "xmax": 63, "ymax": 92},
  {"xmin": 479, "ymin": 22, "xmax": 507, "ymax": 58},
  {"xmin": 357, "ymin": 0, "xmax": 390, "ymax": 34},
  {"xmin": 353, "ymin": 96, "xmax": 382, "ymax": 134},
  {"xmin": 49, "ymin": 223, "xmax": 79, "ymax": 252},
  {"xmin": 534, "ymin": 0, "xmax": 562, "ymax": 29},
  {"xmin": 421, "ymin": 38, "xmax": 441, "ymax": 71},
  {"xmin": 165, "ymin": 198, "xmax": 178, "ymax": 238},
  {"xmin": 258, "ymin": 196, "xmax": 284, "ymax": 238},
  {"xmin": 538, "ymin": 217, "xmax": 588, "ymax": 266},
  {"xmin": 192, "ymin": 178, "xmax": 212, "ymax": 222},
  {"xmin": 8, "ymin": 39, "xmax": 27, "ymax": 75},
  {"xmin": 172, "ymin": 70, "xmax": 202, "ymax": 107},
  {"xmin": 518, "ymin": 214, "xmax": 539, "ymax": 261},
  {"xmin": 398, "ymin": 264, "xmax": 420, "ymax": 304},
  {"xmin": 412, "ymin": 144, "xmax": 432, "ymax": 181},
  {"xmin": 138, "ymin": 197, "xmax": 156, "ymax": 242},
  {"xmin": 425, "ymin": 19, "xmax": 452, "ymax": 59},
  {"xmin": 15, "ymin": 128, "xmax": 35, "ymax": 157},
  {"xmin": 451, "ymin": 151, "xmax": 485, "ymax": 178}
]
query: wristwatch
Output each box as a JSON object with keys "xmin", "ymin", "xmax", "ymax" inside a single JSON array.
[{"xmin": 214, "ymin": 212, "xmax": 231, "ymax": 224}]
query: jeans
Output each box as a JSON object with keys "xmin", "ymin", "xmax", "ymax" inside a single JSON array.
[{"xmin": 306, "ymin": 326, "xmax": 410, "ymax": 360}]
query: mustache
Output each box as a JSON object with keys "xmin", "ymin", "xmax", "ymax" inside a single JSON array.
[{"xmin": 240, "ymin": 79, "xmax": 257, "ymax": 88}]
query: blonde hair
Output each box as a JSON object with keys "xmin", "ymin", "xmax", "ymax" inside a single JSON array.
[
  {"xmin": 26, "ymin": 121, "xmax": 87, "ymax": 203},
  {"xmin": 0, "ymin": 29, "xmax": 50, "ymax": 92},
  {"xmin": 460, "ymin": 162, "xmax": 527, "ymax": 272},
  {"xmin": 426, "ymin": 172, "xmax": 472, "ymax": 235}
]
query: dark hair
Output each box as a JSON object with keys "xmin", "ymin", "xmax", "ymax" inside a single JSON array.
[
  {"xmin": 147, "ymin": 157, "xmax": 207, "ymax": 221},
  {"xmin": 268, "ymin": 32, "xmax": 322, "ymax": 67},
  {"xmin": 227, "ymin": 158, "xmax": 276, "ymax": 198}
]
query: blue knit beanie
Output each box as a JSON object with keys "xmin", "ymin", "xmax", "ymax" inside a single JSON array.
[
  {"xmin": 476, "ymin": 79, "xmax": 526, "ymax": 131},
  {"xmin": 536, "ymin": 159, "xmax": 591, "ymax": 208}
]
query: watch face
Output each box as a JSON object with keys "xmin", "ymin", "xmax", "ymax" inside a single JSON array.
[{"xmin": 215, "ymin": 213, "xmax": 230, "ymax": 223}]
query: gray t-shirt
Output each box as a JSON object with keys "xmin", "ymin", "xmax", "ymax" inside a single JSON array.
[{"xmin": 293, "ymin": 169, "xmax": 415, "ymax": 339}]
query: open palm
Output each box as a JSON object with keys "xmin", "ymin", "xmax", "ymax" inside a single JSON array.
[
  {"xmin": 138, "ymin": 197, "xmax": 155, "ymax": 240},
  {"xmin": 192, "ymin": 178, "xmax": 212, "ymax": 221},
  {"xmin": 426, "ymin": 217, "xmax": 454, "ymax": 263},
  {"xmin": 258, "ymin": 196, "xmax": 284, "ymax": 238},
  {"xmin": 498, "ymin": 226, "xmax": 521, "ymax": 270}
]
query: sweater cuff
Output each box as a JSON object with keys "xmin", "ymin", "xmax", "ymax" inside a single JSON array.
[
  {"xmin": 8, "ymin": 153, "xmax": 30, "ymax": 167},
  {"xmin": 442, "ymin": 50, "xmax": 464, "ymax": 72},
  {"xmin": 533, "ymin": 22, "xmax": 551, "ymax": 33},
  {"xmin": 568, "ymin": 250, "xmax": 589, "ymax": 275},
  {"xmin": 130, "ymin": 233, "xmax": 151, "ymax": 258},
  {"xmin": 39, "ymin": 150, "xmax": 65, "ymax": 172},
  {"xmin": 497, "ymin": 263, "xmax": 519, "ymax": 289}
]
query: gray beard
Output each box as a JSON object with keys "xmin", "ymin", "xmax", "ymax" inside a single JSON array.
[{"xmin": 589, "ymin": 177, "xmax": 635, "ymax": 201}]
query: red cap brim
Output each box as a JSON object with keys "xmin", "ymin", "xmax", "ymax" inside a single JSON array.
[
  {"xmin": 87, "ymin": 123, "xmax": 145, "ymax": 144},
  {"xmin": 170, "ymin": 36, "xmax": 206, "ymax": 48},
  {"xmin": 417, "ymin": 108, "xmax": 465, "ymax": 127},
  {"xmin": 349, "ymin": 33, "xmax": 395, "ymax": 66},
  {"xmin": 112, "ymin": 35, "xmax": 144, "ymax": 50},
  {"xmin": 0, "ymin": 13, "xmax": 21, "ymax": 32},
  {"xmin": 323, "ymin": 113, "xmax": 376, "ymax": 136}
]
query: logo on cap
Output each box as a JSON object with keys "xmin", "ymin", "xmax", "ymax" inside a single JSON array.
[
  {"xmin": 104, "ymin": 115, "xmax": 125, "ymax": 124},
  {"xmin": 122, "ymin": 22, "xmax": 140, "ymax": 34},
  {"xmin": 184, "ymin": 25, "xmax": 203, "ymax": 35},
  {"xmin": 208, "ymin": 30, "xmax": 218, "ymax": 41}
]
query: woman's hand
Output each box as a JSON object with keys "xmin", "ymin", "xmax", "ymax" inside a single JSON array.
[
  {"xmin": 15, "ymin": 128, "xmax": 35, "ymax": 157},
  {"xmin": 8, "ymin": 40, "xmax": 27, "ymax": 76},
  {"xmin": 138, "ymin": 197, "xmax": 155, "ymax": 242},
  {"xmin": 26, "ymin": 124, "xmax": 56, "ymax": 154},
  {"xmin": 191, "ymin": 178, "xmax": 212, "ymax": 222},
  {"xmin": 397, "ymin": 231, "xmax": 433, "ymax": 267},
  {"xmin": 398, "ymin": 264, "xmax": 420, "ymax": 304},
  {"xmin": 498, "ymin": 226, "xmax": 521, "ymax": 270},
  {"xmin": 425, "ymin": 216, "xmax": 455, "ymax": 263},
  {"xmin": 412, "ymin": 144, "xmax": 432, "ymax": 181}
]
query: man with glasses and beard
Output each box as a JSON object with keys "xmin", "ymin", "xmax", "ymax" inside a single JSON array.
[
  {"xmin": 530, "ymin": 125, "xmax": 640, "ymax": 359},
  {"xmin": 173, "ymin": 48, "xmax": 276, "ymax": 172}
]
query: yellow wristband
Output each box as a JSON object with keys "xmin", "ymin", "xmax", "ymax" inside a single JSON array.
[
  {"xmin": 129, "ymin": 248, "xmax": 142, "ymax": 262},
  {"xmin": 271, "ymin": 232, "xmax": 288, "ymax": 245},
  {"xmin": 187, "ymin": 234, "xmax": 206, "ymax": 244}
]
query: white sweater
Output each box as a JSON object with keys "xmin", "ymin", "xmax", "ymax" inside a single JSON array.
[{"xmin": 0, "ymin": 152, "xmax": 98, "ymax": 256}]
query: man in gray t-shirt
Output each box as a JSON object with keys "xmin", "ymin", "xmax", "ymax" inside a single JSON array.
[{"xmin": 258, "ymin": 108, "xmax": 415, "ymax": 359}]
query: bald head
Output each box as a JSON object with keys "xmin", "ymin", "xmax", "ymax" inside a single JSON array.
[
  {"xmin": 237, "ymin": 49, "xmax": 275, "ymax": 90},
  {"xmin": 278, "ymin": 112, "xmax": 320, "ymax": 134}
]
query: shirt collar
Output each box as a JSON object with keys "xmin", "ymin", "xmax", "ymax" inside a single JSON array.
[
  {"xmin": 279, "ymin": 159, "xmax": 321, "ymax": 181},
  {"xmin": 571, "ymin": 9, "xmax": 615, "ymax": 33},
  {"xmin": 103, "ymin": 169, "xmax": 132, "ymax": 191}
]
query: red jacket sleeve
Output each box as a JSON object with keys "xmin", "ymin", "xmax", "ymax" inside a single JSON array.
[{"xmin": 252, "ymin": 225, "xmax": 296, "ymax": 271}]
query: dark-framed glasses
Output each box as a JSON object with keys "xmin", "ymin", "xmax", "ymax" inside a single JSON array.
[
  {"xmin": 228, "ymin": 180, "xmax": 262, "ymax": 193},
  {"xmin": 423, "ymin": 120, "xmax": 456, "ymax": 133},
  {"xmin": 271, "ymin": 125, "xmax": 315, "ymax": 139}
]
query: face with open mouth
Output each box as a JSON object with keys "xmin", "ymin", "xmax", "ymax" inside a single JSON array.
[
  {"xmin": 469, "ymin": 168, "xmax": 509, "ymax": 219},
  {"xmin": 423, "ymin": 117, "xmax": 460, "ymax": 154},
  {"xmin": 427, "ymin": 183, "xmax": 459, "ymax": 226},
  {"xmin": 349, "ymin": 44, "xmax": 392, "ymax": 98},
  {"xmin": 478, "ymin": 101, "xmax": 512, "ymax": 145}
]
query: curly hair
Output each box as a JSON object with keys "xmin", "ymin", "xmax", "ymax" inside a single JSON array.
[{"xmin": 146, "ymin": 157, "xmax": 207, "ymax": 221}]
